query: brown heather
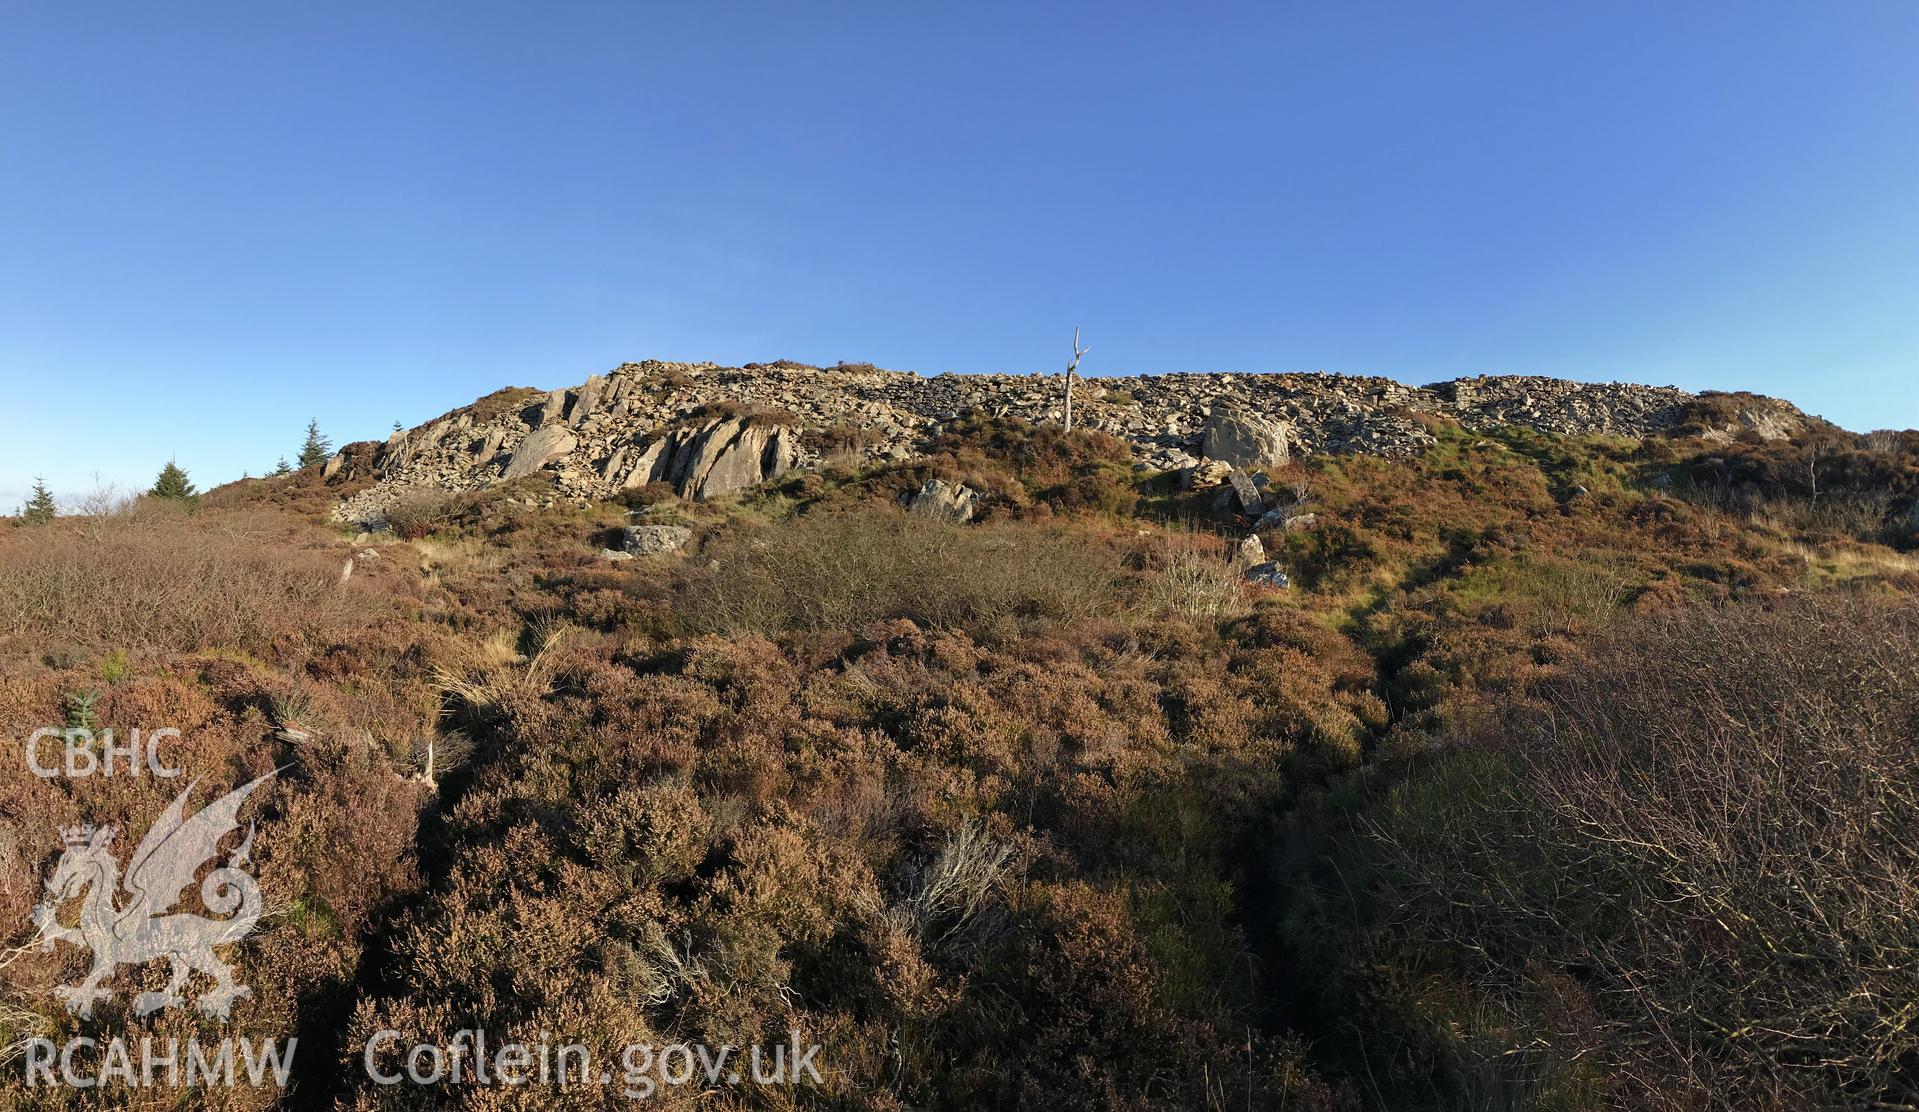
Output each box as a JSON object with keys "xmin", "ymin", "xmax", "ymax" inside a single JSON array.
[{"xmin": 0, "ymin": 416, "xmax": 1914, "ymax": 1109}]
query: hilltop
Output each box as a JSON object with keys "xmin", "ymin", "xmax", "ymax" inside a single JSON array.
[{"xmin": 331, "ymin": 360, "xmax": 1826, "ymax": 524}]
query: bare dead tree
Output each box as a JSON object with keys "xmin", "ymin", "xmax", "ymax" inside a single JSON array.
[{"xmin": 1062, "ymin": 326, "xmax": 1090, "ymax": 432}]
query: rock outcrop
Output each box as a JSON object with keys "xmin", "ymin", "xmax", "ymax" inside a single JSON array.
[
  {"xmin": 607, "ymin": 417, "xmax": 802, "ymax": 501},
  {"xmin": 332, "ymin": 358, "xmax": 1827, "ymax": 525}
]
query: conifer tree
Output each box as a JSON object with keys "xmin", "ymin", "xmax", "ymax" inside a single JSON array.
[
  {"xmin": 19, "ymin": 476, "xmax": 55, "ymax": 524},
  {"xmin": 149, "ymin": 460, "xmax": 197, "ymax": 501},
  {"xmin": 298, "ymin": 420, "xmax": 332, "ymax": 469},
  {"xmin": 270, "ymin": 457, "xmax": 292, "ymax": 477}
]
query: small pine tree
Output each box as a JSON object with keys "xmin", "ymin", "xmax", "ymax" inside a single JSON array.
[
  {"xmin": 270, "ymin": 457, "xmax": 292, "ymax": 477},
  {"xmin": 393, "ymin": 420, "xmax": 404, "ymax": 434},
  {"xmin": 149, "ymin": 460, "xmax": 197, "ymax": 501},
  {"xmin": 298, "ymin": 420, "xmax": 332, "ymax": 469},
  {"xmin": 19, "ymin": 476, "xmax": 56, "ymax": 524}
]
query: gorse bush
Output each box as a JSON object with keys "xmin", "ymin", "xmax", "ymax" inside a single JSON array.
[
  {"xmin": 1290, "ymin": 597, "xmax": 1919, "ymax": 1110},
  {"xmin": 378, "ymin": 492, "xmax": 454, "ymax": 540}
]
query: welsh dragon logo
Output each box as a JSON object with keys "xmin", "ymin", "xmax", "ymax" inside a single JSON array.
[{"xmin": 31, "ymin": 772, "xmax": 273, "ymax": 1020}]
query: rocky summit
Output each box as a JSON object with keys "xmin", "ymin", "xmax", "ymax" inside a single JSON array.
[{"xmin": 332, "ymin": 359, "xmax": 1818, "ymax": 523}]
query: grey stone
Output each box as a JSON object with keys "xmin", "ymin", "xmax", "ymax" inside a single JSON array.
[
  {"xmin": 503, "ymin": 425, "xmax": 577, "ymax": 479},
  {"xmin": 620, "ymin": 524, "xmax": 693, "ymax": 555},
  {"xmin": 907, "ymin": 478, "xmax": 980, "ymax": 522},
  {"xmin": 569, "ymin": 374, "xmax": 605, "ymax": 427},
  {"xmin": 1202, "ymin": 405, "xmax": 1290, "ymax": 470},
  {"xmin": 1181, "ymin": 459, "xmax": 1236, "ymax": 491},
  {"xmin": 1244, "ymin": 561, "xmax": 1290, "ymax": 588},
  {"xmin": 668, "ymin": 419, "xmax": 801, "ymax": 501},
  {"xmin": 1253, "ymin": 503, "xmax": 1317, "ymax": 533},
  {"xmin": 620, "ymin": 437, "xmax": 669, "ymax": 489},
  {"xmin": 1227, "ymin": 471, "xmax": 1264, "ymax": 515},
  {"xmin": 600, "ymin": 548, "xmax": 635, "ymax": 561},
  {"xmin": 1234, "ymin": 534, "xmax": 1266, "ymax": 567}
]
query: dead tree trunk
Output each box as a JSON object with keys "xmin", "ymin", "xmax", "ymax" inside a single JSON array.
[{"xmin": 1063, "ymin": 327, "xmax": 1090, "ymax": 432}]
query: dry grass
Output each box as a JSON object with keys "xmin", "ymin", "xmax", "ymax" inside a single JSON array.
[
  {"xmin": 0, "ymin": 510, "xmax": 371, "ymax": 658},
  {"xmin": 675, "ymin": 506, "xmax": 1126, "ymax": 638}
]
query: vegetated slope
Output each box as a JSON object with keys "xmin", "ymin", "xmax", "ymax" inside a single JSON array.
[{"xmin": 0, "ymin": 408, "xmax": 1915, "ymax": 1110}]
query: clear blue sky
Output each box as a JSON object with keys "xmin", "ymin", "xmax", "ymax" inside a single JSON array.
[{"xmin": 4, "ymin": 2, "xmax": 1916, "ymax": 507}]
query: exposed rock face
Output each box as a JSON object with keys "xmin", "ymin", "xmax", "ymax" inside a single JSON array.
[
  {"xmin": 1203, "ymin": 406, "xmax": 1291, "ymax": 470},
  {"xmin": 332, "ymin": 359, "xmax": 1826, "ymax": 525},
  {"xmin": 906, "ymin": 479, "xmax": 981, "ymax": 523},
  {"xmin": 605, "ymin": 418, "xmax": 802, "ymax": 501},
  {"xmin": 504, "ymin": 425, "xmax": 577, "ymax": 479}
]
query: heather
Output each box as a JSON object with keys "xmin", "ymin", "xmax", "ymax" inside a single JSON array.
[{"xmin": 2, "ymin": 416, "xmax": 1916, "ymax": 1109}]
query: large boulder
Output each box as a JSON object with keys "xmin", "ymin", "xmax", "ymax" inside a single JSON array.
[
  {"xmin": 1202, "ymin": 405, "xmax": 1290, "ymax": 470},
  {"xmin": 620, "ymin": 524, "xmax": 693, "ymax": 555},
  {"xmin": 906, "ymin": 478, "xmax": 980, "ymax": 522},
  {"xmin": 503, "ymin": 425, "xmax": 578, "ymax": 479}
]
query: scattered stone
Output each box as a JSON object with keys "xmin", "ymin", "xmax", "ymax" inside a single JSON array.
[
  {"xmin": 600, "ymin": 548, "xmax": 635, "ymax": 561},
  {"xmin": 1234, "ymin": 534, "xmax": 1266, "ymax": 567},
  {"xmin": 1253, "ymin": 505, "xmax": 1316, "ymax": 532},
  {"xmin": 330, "ymin": 359, "xmax": 1825, "ymax": 526},
  {"xmin": 906, "ymin": 478, "xmax": 981, "ymax": 522},
  {"xmin": 1182, "ymin": 460, "xmax": 1236, "ymax": 491}
]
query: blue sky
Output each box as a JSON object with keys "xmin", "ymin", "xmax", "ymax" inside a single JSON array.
[{"xmin": 4, "ymin": 1, "xmax": 1916, "ymax": 507}]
